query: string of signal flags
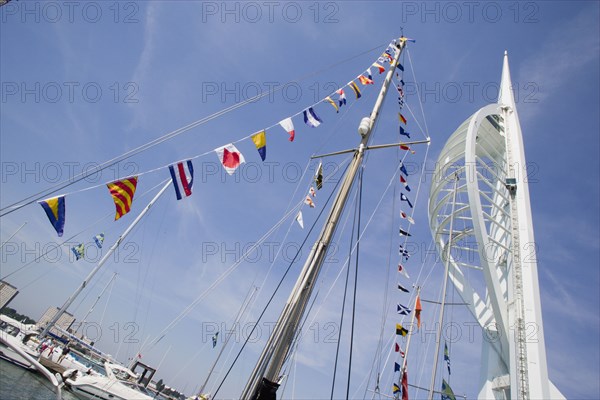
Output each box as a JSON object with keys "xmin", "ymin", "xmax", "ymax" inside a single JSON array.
[{"xmin": 35, "ymin": 38, "xmax": 418, "ymax": 246}]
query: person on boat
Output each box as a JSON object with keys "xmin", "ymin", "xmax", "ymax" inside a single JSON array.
[
  {"xmin": 57, "ymin": 342, "xmax": 71, "ymax": 363},
  {"xmin": 46, "ymin": 341, "xmax": 56, "ymax": 359},
  {"xmin": 38, "ymin": 338, "xmax": 51, "ymax": 353}
]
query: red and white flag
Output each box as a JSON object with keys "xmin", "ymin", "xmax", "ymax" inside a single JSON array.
[
  {"xmin": 398, "ymin": 264, "xmax": 410, "ymax": 279},
  {"xmin": 400, "ymin": 211, "xmax": 415, "ymax": 225},
  {"xmin": 400, "ymin": 175, "xmax": 411, "ymax": 192},
  {"xmin": 279, "ymin": 117, "xmax": 295, "ymax": 142},
  {"xmin": 304, "ymin": 196, "xmax": 315, "ymax": 208},
  {"xmin": 215, "ymin": 143, "xmax": 245, "ymax": 175}
]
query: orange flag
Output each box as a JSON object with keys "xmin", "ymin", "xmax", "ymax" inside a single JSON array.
[{"xmin": 415, "ymin": 295, "xmax": 422, "ymax": 329}]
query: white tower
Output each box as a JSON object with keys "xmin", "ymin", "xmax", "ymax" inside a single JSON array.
[{"xmin": 428, "ymin": 53, "xmax": 565, "ymax": 399}]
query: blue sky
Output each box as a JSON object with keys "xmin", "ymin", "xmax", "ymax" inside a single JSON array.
[{"xmin": 1, "ymin": 1, "xmax": 598, "ymax": 399}]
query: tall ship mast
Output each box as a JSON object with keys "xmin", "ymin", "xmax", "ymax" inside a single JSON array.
[{"xmin": 241, "ymin": 36, "xmax": 412, "ymax": 400}]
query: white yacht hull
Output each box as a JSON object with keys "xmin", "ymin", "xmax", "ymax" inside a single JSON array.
[{"xmin": 0, "ymin": 334, "xmax": 39, "ymax": 370}]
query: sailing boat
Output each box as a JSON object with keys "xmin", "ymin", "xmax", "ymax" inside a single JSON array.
[{"xmin": 0, "ymin": 31, "xmax": 566, "ymax": 400}]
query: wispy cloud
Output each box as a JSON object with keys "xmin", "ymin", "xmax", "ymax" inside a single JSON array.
[{"xmin": 518, "ymin": 6, "xmax": 599, "ymax": 121}]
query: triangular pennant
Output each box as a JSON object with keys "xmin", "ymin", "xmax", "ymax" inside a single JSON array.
[
  {"xmin": 400, "ymin": 211, "xmax": 415, "ymax": 224},
  {"xmin": 337, "ymin": 89, "xmax": 347, "ymax": 107},
  {"xmin": 93, "ymin": 233, "xmax": 105, "ymax": 249},
  {"xmin": 398, "ymin": 263, "xmax": 410, "ymax": 279},
  {"xmin": 358, "ymin": 75, "xmax": 374, "ymax": 85},
  {"xmin": 400, "ymin": 193, "xmax": 413, "ymax": 208},
  {"xmin": 400, "ymin": 162, "xmax": 408, "ymax": 176},
  {"xmin": 397, "ymin": 283, "xmax": 410, "ymax": 293},
  {"xmin": 349, "ymin": 81, "xmax": 361, "ymax": 99},
  {"xmin": 415, "ymin": 295, "xmax": 422, "ymax": 329},
  {"xmin": 304, "ymin": 196, "xmax": 315, "ymax": 208},
  {"xmin": 399, "ymin": 126, "xmax": 411, "ymax": 138},
  {"xmin": 38, "ymin": 196, "xmax": 66, "ymax": 236},
  {"xmin": 372, "ymin": 62, "xmax": 385, "ymax": 74},
  {"xmin": 314, "ymin": 162, "xmax": 323, "ymax": 190},
  {"xmin": 296, "ymin": 211, "xmax": 304, "ymax": 229},
  {"xmin": 251, "ymin": 131, "xmax": 267, "ymax": 161},
  {"xmin": 71, "ymin": 243, "xmax": 84, "ymax": 261},
  {"xmin": 400, "ymin": 175, "xmax": 411, "ymax": 192},
  {"xmin": 401, "ymin": 370, "xmax": 409, "ymax": 400},
  {"xmin": 441, "ymin": 379, "xmax": 456, "ymax": 400},
  {"xmin": 279, "ymin": 117, "xmax": 295, "ymax": 141},
  {"xmin": 444, "ymin": 342, "xmax": 451, "ymax": 375},
  {"xmin": 325, "ymin": 96, "xmax": 339, "ymax": 113},
  {"xmin": 400, "ymin": 144, "xmax": 415, "ymax": 154},
  {"xmin": 399, "ymin": 228, "xmax": 411, "ymax": 237}
]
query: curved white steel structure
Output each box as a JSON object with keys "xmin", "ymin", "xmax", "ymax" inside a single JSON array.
[{"xmin": 428, "ymin": 53, "xmax": 564, "ymax": 400}]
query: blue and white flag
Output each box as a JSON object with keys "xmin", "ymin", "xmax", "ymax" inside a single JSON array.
[
  {"xmin": 93, "ymin": 233, "xmax": 105, "ymax": 248},
  {"xmin": 400, "ymin": 193, "xmax": 413, "ymax": 208},
  {"xmin": 400, "ymin": 126, "xmax": 411, "ymax": 138},
  {"xmin": 398, "ymin": 283, "xmax": 410, "ymax": 293},
  {"xmin": 337, "ymin": 89, "xmax": 347, "ymax": 107},
  {"xmin": 303, "ymin": 107, "xmax": 322, "ymax": 128},
  {"xmin": 399, "ymin": 245, "xmax": 410, "ymax": 261},
  {"xmin": 397, "ymin": 303, "xmax": 411, "ymax": 315},
  {"xmin": 169, "ymin": 160, "xmax": 194, "ymax": 200},
  {"xmin": 71, "ymin": 243, "xmax": 85, "ymax": 261},
  {"xmin": 444, "ymin": 341, "xmax": 451, "ymax": 375},
  {"xmin": 400, "ymin": 162, "xmax": 408, "ymax": 176}
]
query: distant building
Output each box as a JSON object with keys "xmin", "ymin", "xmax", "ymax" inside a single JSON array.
[
  {"xmin": 0, "ymin": 280, "xmax": 19, "ymax": 310},
  {"xmin": 37, "ymin": 307, "xmax": 75, "ymax": 337}
]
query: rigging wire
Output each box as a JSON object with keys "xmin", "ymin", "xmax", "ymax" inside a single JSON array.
[
  {"xmin": 0, "ymin": 43, "xmax": 389, "ymax": 218},
  {"xmin": 406, "ymin": 48, "xmax": 431, "ymax": 139},
  {"xmin": 346, "ymin": 166, "xmax": 364, "ymax": 399},
  {"xmin": 2, "ymin": 178, "xmax": 171, "ymax": 283},
  {"xmin": 329, "ymin": 185, "xmax": 359, "ymax": 400},
  {"xmin": 211, "ymin": 163, "xmax": 351, "ymax": 398}
]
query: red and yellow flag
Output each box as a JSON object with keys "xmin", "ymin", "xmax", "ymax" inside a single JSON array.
[
  {"xmin": 398, "ymin": 113, "xmax": 407, "ymax": 125},
  {"xmin": 358, "ymin": 75, "xmax": 374, "ymax": 85},
  {"xmin": 107, "ymin": 177, "xmax": 138, "ymax": 220}
]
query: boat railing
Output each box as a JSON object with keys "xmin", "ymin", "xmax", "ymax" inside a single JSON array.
[{"xmin": 0, "ymin": 336, "xmax": 64, "ymax": 400}]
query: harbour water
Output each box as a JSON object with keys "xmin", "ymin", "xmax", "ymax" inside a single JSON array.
[{"xmin": 0, "ymin": 358, "xmax": 79, "ymax": 400}]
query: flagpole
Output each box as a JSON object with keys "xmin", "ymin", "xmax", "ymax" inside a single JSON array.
[
  {"xmin": 241, "ymin": 37, "xmax": 408, "ymax": 400},
  {"xmin": 395, "ymin": 286, "xmax": 419, "ymax": 399},
  {"xmin": 39, "ymin": 179, "xmax": 172, "ymax": 340},
  {"xmin": 427, "ymin": 173, "xmax": 460, "ymax": 400},
  {"xmin": 400, "ymin": 287, "xmax": 419, "ymax": 372}
]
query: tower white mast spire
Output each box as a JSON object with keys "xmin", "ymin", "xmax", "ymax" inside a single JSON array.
[
  {"xmin": 428, "ymin": 53, "xmax": 564, "ymax": 399},
  {"xmin": 501, "ymin": 51, "xmax": 550, "ymax": 400}
]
